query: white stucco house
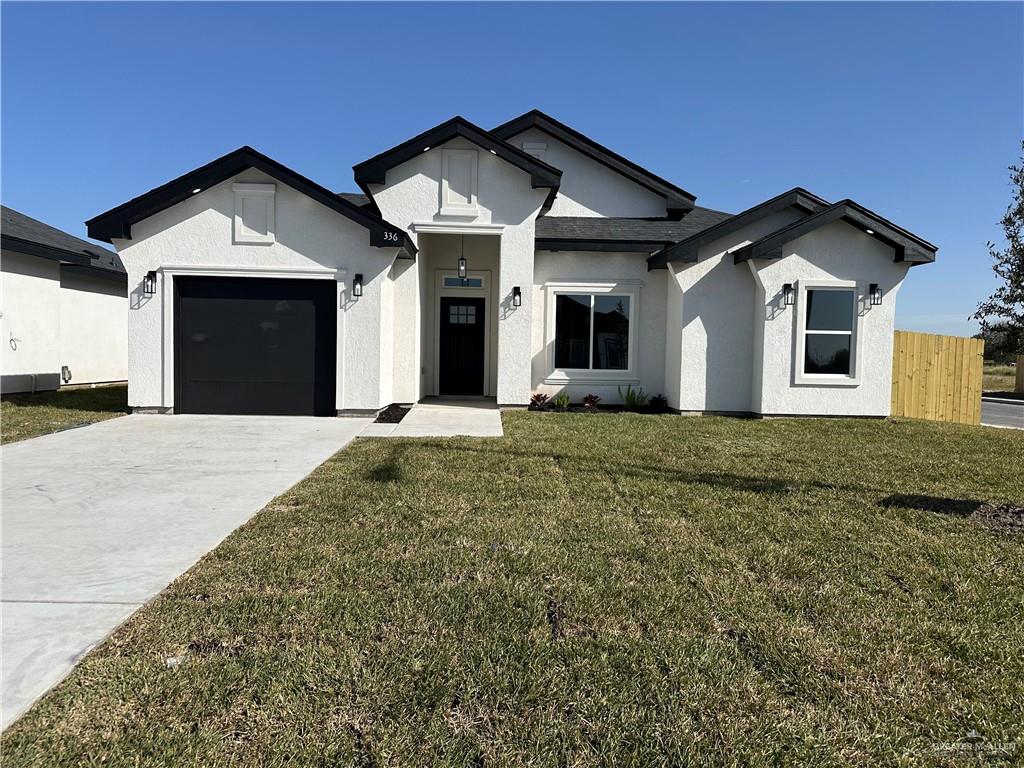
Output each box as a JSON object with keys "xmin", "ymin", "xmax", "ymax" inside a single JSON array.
[
  {"xmin": 1, "ymin": 206, "xmax": 127, "ymax": 394},
  {"xmin": 85, "ymin": 110, "xmax": 935, "ymax": 417}
]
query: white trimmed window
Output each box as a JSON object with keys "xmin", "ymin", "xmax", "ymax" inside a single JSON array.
[
  {"xmin": 544, "ymin": 282, "xmax": 639, "ymax": 383},
  {"xmin": 795, "ymin": 280, "xmax": 862, "ymax": 385}
]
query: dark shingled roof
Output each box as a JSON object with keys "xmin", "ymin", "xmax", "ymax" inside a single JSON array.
[
  {"xmin": 535, "ymin": 207, "xmax": 732, "ymax": 252},
  {"xmin": 337, "ymin": 192, "xmax": 371, "ymax": 208},
  {"xmin": 2, "ymin": 205, "xmax": 125, "ymax": 278}
]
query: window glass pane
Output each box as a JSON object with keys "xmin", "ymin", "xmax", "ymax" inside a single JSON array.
[
  {"xmin": 806, "ymin": 289, "xmax": 854, "ymax": 331},
  {"xmin": 443, "ymin": 277, "xmax": 483, "ymax": 288},
  {"xmin": 805, "ymin": 334, "xmax": 851, "ymax": 374},
  {"xmin": 592, "ymin": 295, "xmax": 630, "ymax": 370},
  {"xmin": 555, "ymin": 294, "xmax": 591, "ymax": 369}
]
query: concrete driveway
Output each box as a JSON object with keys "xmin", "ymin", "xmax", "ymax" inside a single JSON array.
[{"xmin": 1, "ymin": 414, "xmax": 369, "ymax": 729}]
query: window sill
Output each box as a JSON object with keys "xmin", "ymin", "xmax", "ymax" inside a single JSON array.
[
  {"xmin": 543, "ymin": 372, "xmax": 640, "ymax": 386},
  {"xmin": 793, "ymin": 374, "xmax": 861, "ymax": 388}
]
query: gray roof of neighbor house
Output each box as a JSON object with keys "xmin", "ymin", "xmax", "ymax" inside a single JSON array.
[
  {"xmin": 1, "ymin": 205, "xmax": 126, "ymax": 281},
  {"xmin": 535, "ymin": 207, "xmax": 732, "ymax": 252}
]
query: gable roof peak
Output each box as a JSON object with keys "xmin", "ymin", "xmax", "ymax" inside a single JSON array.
[{"xmin": 492, "ymin": 109, "xmax": 697, "ymax": 218}]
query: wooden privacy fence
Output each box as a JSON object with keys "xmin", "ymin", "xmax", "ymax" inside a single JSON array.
[
  {"xmin": 891, "ymin": 331, "xmax": 984, "ymax": 425},
  {"xmin": 1017, "ymin": 355, "xmax": 1024, "ymax": 393}
]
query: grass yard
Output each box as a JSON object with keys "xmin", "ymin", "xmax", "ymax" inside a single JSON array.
[
  {"xmin": 4, "ymin": 414, "xmax": 1023, "ymax": 766},
  {"xmin": 983, "ymin": 362, "xmax": 1018, "ymax": 393},
  {"xmin": 0, "ymin": 384, "xmax": 128, "ymax": 444}
]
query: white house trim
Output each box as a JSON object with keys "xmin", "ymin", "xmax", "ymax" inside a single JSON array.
[
  {"xmin": 439, "ymin": 148, "xmax": 479, "ymax": 218},
  {"xmin": 411, "ymin": 221, "xmax": 505, "ymax": 236},
  {"xmin": 232, "ymin": 183, "xmax": 276, "ymax": 244}
]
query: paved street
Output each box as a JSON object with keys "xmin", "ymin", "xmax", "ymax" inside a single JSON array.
[{"xmin": 981, "ymin": 397, "xmax": 1024, "ymax": 430}]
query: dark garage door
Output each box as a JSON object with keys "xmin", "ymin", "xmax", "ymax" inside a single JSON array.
[{"xmin": 174, "ymin": 277, "xmax": 336, "ymax": 416}]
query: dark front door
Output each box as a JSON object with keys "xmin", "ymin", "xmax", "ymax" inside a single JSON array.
[
  {"xmin": 174, "ymin": 277, "xmax": 336, "ymax": 416},
  {"xmin": 439, "ymin": 296, "xmax": 485, "ymax": 396}
]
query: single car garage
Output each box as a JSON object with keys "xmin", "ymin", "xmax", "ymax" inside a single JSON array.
[{"xmin": 174, "ymin": 277, "xmax": 336, "ymax": 416}]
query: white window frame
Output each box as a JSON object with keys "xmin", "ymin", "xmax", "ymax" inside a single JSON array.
[
  {"xmin": 794, "ymin": 279, "xmax": 863, "ymax": 387},
  {"xmin": 543, "ymin": 280, "xmax": 640, "ymax": 385},
  {"xmin": 232, "ymin": 183, "xmax": 275, "ymax": 244},
  {"xmin": 439, "ymin": 149, "xmax": 479, "ymax": 218}
]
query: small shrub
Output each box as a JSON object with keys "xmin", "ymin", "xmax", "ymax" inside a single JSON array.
[
  {"xmin": 551, "ymin": 392, "xmax": 571, "ymax": 410},
  {"xmin": 618, "ymin": 385, "xmax": 648, "ymax": 411},
  {"xmin": 529, "ymin": 393, "xmax": 550, "ymax": 411},
  {"xmin": 582, "ymin": 393, "xmax": 601, "ymax": 410},
  {"xmin": 649, "ymin": 394, "xmax": 669, "ymax": 412}
]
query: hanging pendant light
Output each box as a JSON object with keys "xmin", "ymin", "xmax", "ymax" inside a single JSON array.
[{"xmin": 458, "ymin": 235, "xmax": 468, "ymax": 282}]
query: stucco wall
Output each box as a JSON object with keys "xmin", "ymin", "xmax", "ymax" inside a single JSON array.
[
  {"xmin": 368, "ymin": 137, "xmax": 547, "ymax": 404},
  {"xmin": 532, "ymin": 250, "xmax": 667, "ymax": 403},
  {"xmin": 390, "ymin": 258, "xmax": 419, "ymax": 404},
  {"xmin": 749, "ymin": 220, "xmax": 910, "ymax": 416},
  {"xmin": 1, "ymin": 251, "xmax": 61, "ymax": 389},
  {"xmin": 58, "ymin": 269, "xmax": 128, "ymax": 385},
  {"xmin": 504, "ymin": 128, "xmax": 668, "ymax": 218},
  {"xmin": 669, "ymin": 209, "xmax": 806, "ymax": 413},
  {"xmin": 1, "ymin": 252, "xmax": 127, "ymax": 393},
  {"xmin": 113, "ymin": 168, "xmax": 400, "ymax": 411}
]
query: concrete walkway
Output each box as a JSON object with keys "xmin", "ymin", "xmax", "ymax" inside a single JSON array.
[
  {"xmin": 360, "ymin": 400, "xmax": 504, "ymax": 438},
  {"xmin": 1, "ymin": 414, "xmax": 369, "ymax": 729}
]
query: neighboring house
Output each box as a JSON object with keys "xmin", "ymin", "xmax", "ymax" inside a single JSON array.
[
  {"xmin": 86, "ymin": 110, "xmax": 935, "ymax": 417},
  {"xmin": 1, "ymin": 206, "xmax": 127, "ymax": 394}
]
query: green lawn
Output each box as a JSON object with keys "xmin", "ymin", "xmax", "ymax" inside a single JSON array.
[
  {"xmin": 0, "ymin": 384, "xmax": 128, "ymax": 443},
  {"xmin": 4, "ymin": 414, "xmax": 1023, "ymax": 766},
  {"xmin": 983, "ymin": 362, "xmax": 1018, "ymax": 393}
]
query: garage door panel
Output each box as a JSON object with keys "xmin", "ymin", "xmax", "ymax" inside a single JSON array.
[{"xmin": 174, "ymin": 278, "xmax": 336, "ymax": 416}]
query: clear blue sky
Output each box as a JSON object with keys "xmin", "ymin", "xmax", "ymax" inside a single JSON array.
[{"xmin": 3, "ymin": 2, "xmax": 1021, "ymax": 336}]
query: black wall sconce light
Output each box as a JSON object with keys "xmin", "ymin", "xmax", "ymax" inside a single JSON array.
[
  {"xmin": 512, "ymin": 286, "xmax": 522, "ymax": 307},
  {"xmin": 869, "ymin": 283, "xmax": 883, "ymax": 306},
  {"xmin": 782, "ymin": 283, "xmax": 795, "ymax": 306},
  {"xmin": 352, "ymin": 274, "xmax": 363, "ymax": 298},
  {"xmin": 143, "ymin": 270, "xmax": 158, "ymax": 295}
]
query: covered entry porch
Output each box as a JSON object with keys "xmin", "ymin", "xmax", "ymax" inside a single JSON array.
[{"xmin": 415, "ymin": 231, "xmax": 504, "ymax": 400}]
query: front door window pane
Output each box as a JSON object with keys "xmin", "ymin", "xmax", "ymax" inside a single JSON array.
[
  {"xmin": 592, "ymin": 295, "xmax": 630, "ymax": 370},
  {"xmin": 555, "ymin": 294, "xmax": 590, "ymax": 369}
]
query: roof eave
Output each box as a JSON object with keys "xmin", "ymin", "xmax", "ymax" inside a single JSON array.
[
  {"xmin": 87, "ymin": 147, "xmax": 417, "ymax": 259},
  {"xmin": 731, "ymin": 201, "xmax": 937, "ymax": 265},
  {"xmin": 647, "ymin": 187, "xmax": 830, "ymax": 270},
  {"xmin": 0, "ymin": 234, "xmax": 95, "ymax": 267},
  {"xmin": 352, "ymin": 116, "xmax": 562, "ymax": 193}
]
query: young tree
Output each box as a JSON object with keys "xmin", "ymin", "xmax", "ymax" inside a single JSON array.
[{"xmin": 972, "ymin": 142, "xmax": 1024, "ymax": 349}]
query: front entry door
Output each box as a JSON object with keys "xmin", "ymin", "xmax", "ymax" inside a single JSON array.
[{"xmin": 439, "ymin": 296, "xmax": 485, "ymax": 396}]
